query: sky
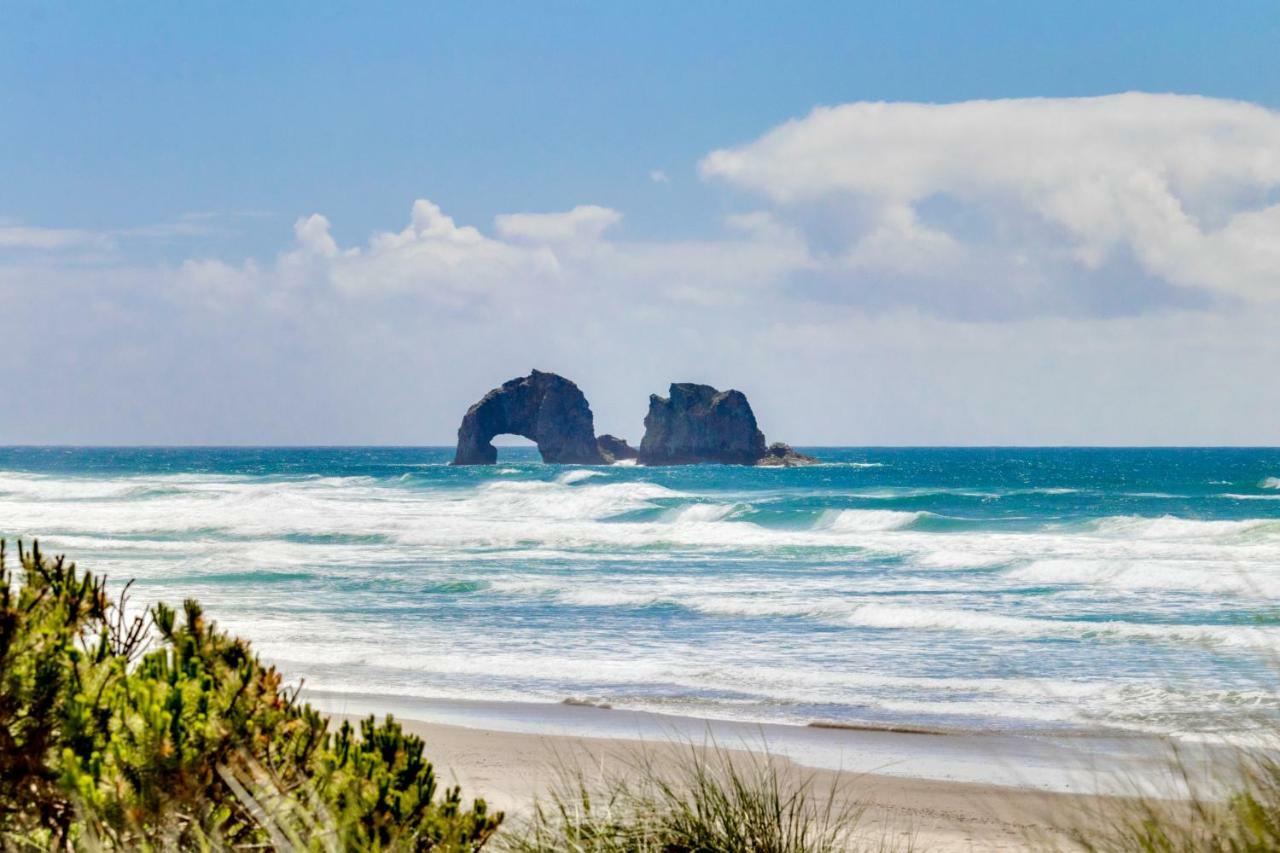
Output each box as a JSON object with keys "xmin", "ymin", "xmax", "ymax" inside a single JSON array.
[{"xmin": 2, "ymin": 1, "xmax": 1280, "ymax": 445}]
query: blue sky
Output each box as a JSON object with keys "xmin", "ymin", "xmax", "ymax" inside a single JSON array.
[
  {"xmin": 2, "ymin": 3, "xmax": 1280, "ymax": 444},
  {"xmin": 7, "ymin": 2, "xmax": 1277, "ymax": 248}
]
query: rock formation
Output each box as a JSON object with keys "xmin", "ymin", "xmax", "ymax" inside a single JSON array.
[
  {"xmin": 637, "ymin": 383, "xmax": 818, "ymax": 466},
  {"xmin": 452, "ymin": 370, "xmax": 605, "ymax": 465},
  {"xmin": 596, "ymin": 434, "xmax": 638, "ymax": 463},
  {"xmin": 451, "ymin": 373, "xmax": 817, "ymax": 467},
  {"xmin": 755, "ymin": 442, "xmax": 819, "ymax": 467},
  {"xmin": 638, "ymin": 383, "xmax": 768, "ymax": 465}
]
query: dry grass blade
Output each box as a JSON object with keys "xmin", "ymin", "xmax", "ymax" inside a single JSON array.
[
  {"xmin": 500, "ymin": 736, "xmax": 909, "ymax": 853},
  {"xmin": 1064, "ymin": 738, "xmax": 1280, "ymax": 851}
]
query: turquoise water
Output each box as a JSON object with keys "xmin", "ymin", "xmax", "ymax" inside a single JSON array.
[{"xmin": 3, "ymin": 446, "xmax": 1280, "ymax": 738}]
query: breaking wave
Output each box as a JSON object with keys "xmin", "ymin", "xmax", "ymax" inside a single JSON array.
[
  {"xmin": 813, "ymin": 508, "xmax": 926, "ymax": 531},
  {"xmin": 557, "ymin": 469, "xmax": 605, "ymax": 485},
  {"xmin": 1092, "ymin": 515, "xmax": 1274, "ymax": 539}
]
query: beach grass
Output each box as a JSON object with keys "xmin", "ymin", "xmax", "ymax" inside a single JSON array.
[
  {"xmin": 1065, "ymin": 742, "xmax": 1280, "ymax": 852},
  {"xmin": 499, "ymin": 740, "xmax": 905, "ymax": 853}
]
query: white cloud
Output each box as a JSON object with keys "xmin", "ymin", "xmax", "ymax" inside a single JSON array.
[
  {"xmin": 178, "ymin": 198, "xmax": 811, "ymax": 313},
  {"xmin": 0, "ymin": 225, "xmax": 112, "ymax": 251},
  {"xmin": 649, "ymin": 169, "xmax": 670, "ymax": 183},
  {"xmin": 11, "ymin": 94, "xmax": 1280, "ymax": 443},
  {"xmin": 291, "ymin": 214, "xmax": 341, "ymax": 258},
  {"xmin": 701, "ymin": 93, "xmax": 1280, "ymax": 301},
  {"xmin": 270, "ymin": 200, "xmax": 563, "ymax": 302},
  {"xmin": 0, "ymin": 211, "xmax": 265, "ymax": 254},
  {"xmin": 495, "ymin": 204, "xmax": 622, "ymax": 243}
]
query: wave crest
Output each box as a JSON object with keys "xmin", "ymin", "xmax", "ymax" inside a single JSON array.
[
  {"xmin": 1093, "ymin": 514, "xmax": 1273, "ymax": 540},
  {"xmin": 814, "ymin": 508, "xmax": 925, "ymax": 532}
]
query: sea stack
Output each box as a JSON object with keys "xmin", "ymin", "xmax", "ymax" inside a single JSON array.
[
  {"xmin": 637, "ymin": 383, "xmax": 817, "ymax": 466},
  {"xmin": 596, "ymin": 434, "xmax": 638, "ymax": 463},
  {"xmin": 452, "ymin": 370, "xmax": 605, "ymax": 465}
]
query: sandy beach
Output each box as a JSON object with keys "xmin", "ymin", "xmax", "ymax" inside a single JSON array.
[
  {"xmin": 334, "ymin": 712, "xmax": 1123, "ymax": 851},
  {"xmin": 317, "ymin": 692, "xmax": 1190, "ymax": 851}
]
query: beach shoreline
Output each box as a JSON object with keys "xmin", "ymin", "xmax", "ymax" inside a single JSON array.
[
  {"xmin": 324, "ymin": 706, "xmax": 1134, "ymax": 851},
  {"xmin": 306, "ymin": 689, "xmax": 1189, "ymax": 795}
]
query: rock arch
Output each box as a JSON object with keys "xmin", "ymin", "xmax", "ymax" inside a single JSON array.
[{"xmin": 451, "ymin": 370, "xmax": 605, "ymax": 465}]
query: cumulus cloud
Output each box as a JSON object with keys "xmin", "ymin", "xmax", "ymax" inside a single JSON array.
[
  {"xmin": 702, "ymin": 93, "xmax": 1280, "ymax": 305},
  {"xmin": 268, "ymin": 200, "xmax": 563, "ymax": 304},
  {"xmin": 178, "ymin": 198, "xmax": 810, "ymax": 313}
]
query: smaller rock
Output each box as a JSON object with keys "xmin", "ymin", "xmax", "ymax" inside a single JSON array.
[
  {"xmin": 596, "ymin": 434, "xmax": 638, "ymax": 464},
  {"xmin": 755, "ymin": 442, "xmax": 819, "ymax": 467}
]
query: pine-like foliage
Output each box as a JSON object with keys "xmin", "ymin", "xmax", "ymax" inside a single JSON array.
[{"xmin": 0, "ymin": 540, "xmax": 501, "ymax": 850}]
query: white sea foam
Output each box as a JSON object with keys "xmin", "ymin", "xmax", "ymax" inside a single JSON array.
[
  {"xmin": 557, "ymin": 589, "xmax": 664, "ymax": 608},
  {"xmin": 843, "ymin": 603, "xmax": 1280, "ymax": 650},
  {"xmin": 915, "ymin": 550, "xmax": 1010, "ymax": 569},
  {"xmin": 814, "ymin": 508, "xmax": 925, "ymax": 532},
  {"xmin": 1093, "ymin": 515, "xmax": 1274, "ymax": 539},
  {"xmin": 557, "ymin": 469, "xmax": 604, "ymax": 485},
  {"xmin": 663, "ymin": 502, "xmax": 741, "ymax": 523},
  {"xmin": 1261, "ymin": 477, "xmax": 1280, "ymax": 489},
  {"xmin": 1009, "ymin": 558, "xmax": 1280, "ymax": 597},
  {"xmin": 287, "ymin": 642, "xmax": 1280, "ymax": 737}
]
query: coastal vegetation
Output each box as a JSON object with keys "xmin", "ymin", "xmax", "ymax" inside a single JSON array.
[
  {"xmin": 0, "ymin": 540, "xmax": 500, "ymax": 850},
  {"xmin": 1070, "ymin": 747, "xmax": 1280, "ymax": 852},
  {"xmin": 502, "ymin": 743, "xmax": 870, "ymax": 853}
]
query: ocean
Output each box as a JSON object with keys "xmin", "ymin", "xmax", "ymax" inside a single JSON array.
[{"xmin": 2, "ymin": 446, "xmax": 1278, "ymax": 741}]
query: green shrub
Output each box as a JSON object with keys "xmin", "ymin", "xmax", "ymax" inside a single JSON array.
[{"xmin": 0, "ymin": 540, "xmax": 501, "ymax": 850}]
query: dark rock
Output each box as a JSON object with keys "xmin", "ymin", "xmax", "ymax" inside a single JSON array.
[
  {"xmin": 638, "ymin": 383, "xmax": 767, "ymax": 465},
  {"xmin": 755, "ymin": 442, "xmax": 820, "ymax": 467},
  {"xmin": 452, "ymin": 370, "xmax": 605, "ymax": 465},
  {"xmin": 596, "ymin": 434, "xmax": 638, "ymax": 463}
]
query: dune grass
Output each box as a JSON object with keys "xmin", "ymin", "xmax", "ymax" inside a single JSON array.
[
  {"xmin": 1067, "ymin": 743, "xmax": 1280, "ymax": 852},
  {"xmin": 499, "ymin": 740, "xmax": 905, "ymax": 853}
]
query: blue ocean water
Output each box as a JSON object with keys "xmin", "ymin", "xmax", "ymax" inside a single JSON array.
[{"xmin": 2, "ymin": 446, "xmax": 1279, "ymax": 739}]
